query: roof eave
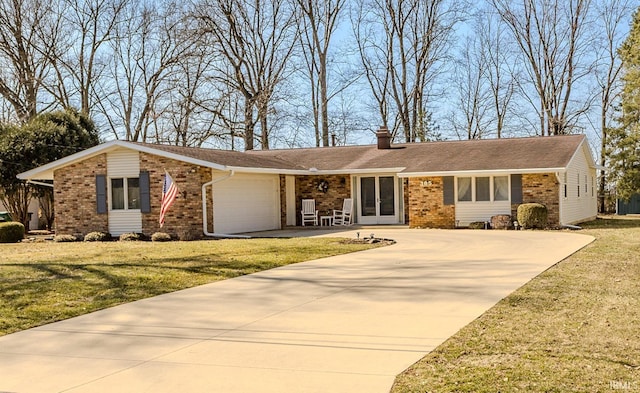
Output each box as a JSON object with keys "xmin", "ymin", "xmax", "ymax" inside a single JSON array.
[
  {"xmin": 17, "ymin": 140, "xmax": 231, "ymax": 180},
  {"xmin": 398, "ymin": 167, "xmax": 567, "ymax": 178},
  {"xmin": 18, "ymin": 140, "xmax": 123, "ymax": 180},
  {"xmin": 225, "ymin": 166, "xmax": 407, "ymax": 175}
]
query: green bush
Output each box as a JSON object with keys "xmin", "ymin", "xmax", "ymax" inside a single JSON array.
[
  {"xmin": 84, "ymin": 231, "xmax": 111, "ymax": 242},
  {"xmin": 0, "ymin": 222, "xmax": 25, "ymax": 243},
  {"xmin": 517, "ymin": 203, "xmax": 548, "ymax": 229},
  {"xmin": 54, "ymin": 234, "xmax": 78, "ymax": 242},
  {"xmin": 151, "ymin": 232, "xmax": 172, "ymax": 242}
]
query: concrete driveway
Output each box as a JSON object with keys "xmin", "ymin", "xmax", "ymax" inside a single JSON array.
[{"xmin": 0, "ymin": 229, "xmax": 593, "ymax": 393}]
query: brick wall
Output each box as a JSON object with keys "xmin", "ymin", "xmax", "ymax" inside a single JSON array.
[
  {"xmin": 407, "ymin": 177, "xmax": 455, "ymax": 228},
  {"xmin": 295, "ymin": 174, "xmax": 351, "ymax": 225},
  {"xmin": 54, "ymin": 154, "xmax": 108, "ymax": 236},
  {"xmin": 139, "ymin": 153, "xmax": 211, "ymax": 239},
  {"xmin": 510, "ymin": 173, "xmax": 559, "ymax": 227}
]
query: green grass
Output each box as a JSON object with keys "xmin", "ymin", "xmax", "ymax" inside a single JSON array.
[
  {"xmin": 0, "ymin": 237, "xmax": 379, "ymax": 336},
  {"xmin": 392, "ymin": 217, "xmax": 640, "ymax": 393}
]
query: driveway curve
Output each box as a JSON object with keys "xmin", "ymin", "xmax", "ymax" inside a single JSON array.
[{"xmin": 0, "ymin": 229, "xmax": 593, "ymax": 393}]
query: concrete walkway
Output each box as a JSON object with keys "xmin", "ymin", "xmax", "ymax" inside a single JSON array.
[{"xmin": 0, "ymin": 229, "xmax": 593, "ymax": 393}]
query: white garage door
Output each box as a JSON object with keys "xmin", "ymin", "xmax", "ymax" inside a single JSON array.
[{"xmin": 213, "ymin": 173, "xmax": 280, "ymax": 234}]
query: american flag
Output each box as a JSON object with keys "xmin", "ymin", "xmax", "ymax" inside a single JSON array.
[{"xmin": 159, "ymin": 171, "xmax": 179, "ymax": 228}]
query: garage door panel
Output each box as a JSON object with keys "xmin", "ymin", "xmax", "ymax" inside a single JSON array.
[{"xmin": 213, "ymin": 174, "xmax": 280, "ymax": 234}]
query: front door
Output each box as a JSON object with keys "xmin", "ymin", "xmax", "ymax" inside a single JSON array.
[{"xmin": 358, "ymin": 175, "xmax": 398, "ymax": 224}]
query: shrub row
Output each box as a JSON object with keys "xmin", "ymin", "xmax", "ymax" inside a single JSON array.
[{"xmin": 53, "ymin": 232, "xmax": 174, "ymax": 242}]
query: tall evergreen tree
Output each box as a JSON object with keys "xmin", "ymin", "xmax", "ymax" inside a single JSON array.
[{"xmin": 609, "ymin": 7, "xmax": 640, "ymax": 201}]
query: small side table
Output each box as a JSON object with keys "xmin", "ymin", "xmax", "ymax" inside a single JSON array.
[{"xmin": 320, "ymin": 215, "xmax": 333, "ymax": 226}]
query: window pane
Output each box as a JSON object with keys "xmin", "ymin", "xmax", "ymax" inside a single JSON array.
[
  {"xmin": 476, "ymin": 177, "xmax": 490, "ymax": 201},
  {"xmin": 494, "ymin": 176, "xmax": 509, "ymax": 201},
  {"xmin": 379, "ymin": 176, "xmax": 395, "ymax": 216},
  {"xmin": 127, "ymin": 178, "xmax": 140, "ymax": 209},
  {"xmin": 360, "ymin": 177, "xmax": 376, "ymax": 216},
  {"xmin": 457, "ymin": 177, "xmax": 471, "ymax": 201},
  {"xmin": 111, "ymin": 178, "xmax": 124, "ymax": 210}
]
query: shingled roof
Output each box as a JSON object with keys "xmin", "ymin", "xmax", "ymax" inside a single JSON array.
[
  {"xmin": 246, "ymin": 134, "xmax": 588, "ymax": 174},
  {"xmin": 18, "ymin": 134, "xmax": 592, "ymax": 181}
]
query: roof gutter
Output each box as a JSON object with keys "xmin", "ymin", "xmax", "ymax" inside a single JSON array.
[
  {"xmin": 398, "ymin": 167, "xmax": 567, "ymax": 178},
  {"xmin": 25, "ymin": 180, "xmax": 54, "ymax": 188},
  {"xmin": 201, "ymin": 170, "xmax": 250, "ymax": 239}
]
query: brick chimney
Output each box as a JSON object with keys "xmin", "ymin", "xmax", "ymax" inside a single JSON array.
[{"xmin": 376, "ymin": 125, "xmax": 392, "ymax": 149}]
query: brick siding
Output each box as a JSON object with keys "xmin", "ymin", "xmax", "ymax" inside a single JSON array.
[
  {"xmin": 53, "ymin": 152, "xmax": 212, "ymax": 238},
  {"xmin": 139, "ymin": 153, "xmax": 211, "ymax": 239},
  {"xmin": 53, "ymin": 154, "xmax": 108, "ymax": 237},
  {"xmin": 407, "ymin": 177, "xmax": 455, "ymax": 228},
  {"xmin": 294, "ymin": 174, "xmax": 351, "ymax": 225},
  {"xmin": 512, "ymin": 173, "xmax": 560, "ymax": 227}
]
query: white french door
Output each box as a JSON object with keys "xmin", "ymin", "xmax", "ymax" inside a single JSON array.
[{"xmin": 357, "ymin": 175, "xmax": 399, "ymax": 224}]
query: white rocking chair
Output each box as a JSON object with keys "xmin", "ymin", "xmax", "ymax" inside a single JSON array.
[
  {"xmin": 333, "ymin": 198, "xmax": 353, "ymax": 226},
  {"xmin": 301, "ymin": 199, "xmax": 318, "ymax": 226}
]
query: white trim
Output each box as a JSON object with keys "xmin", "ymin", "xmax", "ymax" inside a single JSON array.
[
  {"xmin": 18, "ymin": 140, "xmax": 230, "ymax": 180},
  {"xmin": 398, "ymin": 167, "xmax": 567, "ymax": 178},
  {"xmin": 18, "ymin": 139, "xmax": 408, "ymax": 180},
  {"xmin": 224, "ymin": 166, "xmax": 407, "ymax": 175},
  {"xmin": 285, "ymin": 176, "xmax": 296, "ymax": 226},
  {"xmin": 356, "ymin": 174, "xmax": 400, "ymax": 225}
]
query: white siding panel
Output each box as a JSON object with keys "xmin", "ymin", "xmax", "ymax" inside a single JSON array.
[
  {"xmin": 107, "ymin": 148, "xmax": 141, "ymax": 235},
  {"xmin": 213, "ymin": 174, "xmax": 280, "ymax": 234},
  {"xmin": 107, "ymin": 149, "xmax": 139, "ymax": 177},
  {"xmin": 285, "ymin": 176, "xmax": 296, "ymax": 226},
  {"xmin": 455, "ymin": 202, "xmax": 511, "ymax": 227},
  {"xmin": 108, "ymin": 210, "xmax": 142, "ymax": 235},
  {"xmin": 560, "ymin": 143, "xmax": 597, "ymax": 225}
]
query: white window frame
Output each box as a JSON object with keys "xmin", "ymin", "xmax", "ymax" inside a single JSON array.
[
  {"xmin": 109, "ymin": 177, "xmax": 141, "ymax": 211},
  {"xmin": 456, "ymin": 175, "xmax": 511, "ymax": 203}
]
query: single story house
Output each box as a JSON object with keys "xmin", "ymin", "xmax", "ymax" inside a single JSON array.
[{"xmin": 17, "ymin": 131, "xmax": 598, "ymax": 238}]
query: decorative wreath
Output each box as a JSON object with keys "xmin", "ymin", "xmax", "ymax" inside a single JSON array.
[{"xmin": 317, "ymin": 180, "xmax": 329, "ymax": 193}]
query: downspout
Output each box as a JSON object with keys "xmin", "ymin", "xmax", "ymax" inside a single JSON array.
[{"xmin": 201, "ymin": 170, "xmax": 249, "ymax": 239}]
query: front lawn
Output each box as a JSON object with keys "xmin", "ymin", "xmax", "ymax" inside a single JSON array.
[
  {"xmin": 392, "ymin": 217, "xmax": 640, "ymax": 392},
  {"xmin": 0, "ymin": 237, "xmax": 379, "ymax": 336}
]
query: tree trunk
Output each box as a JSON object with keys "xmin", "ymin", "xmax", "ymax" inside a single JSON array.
[{"xmin": 244, "ymin": 98, "xmax": 255, "ymax": 150}]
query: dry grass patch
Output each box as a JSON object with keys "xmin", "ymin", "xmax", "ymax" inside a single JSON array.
[
  {"xmin": 0, "ymin": 237, "xmax": 380, "ymax": 336},
  {"xmin": 392, "ymin": 217, "xmax": 640, "ymax": 393}
]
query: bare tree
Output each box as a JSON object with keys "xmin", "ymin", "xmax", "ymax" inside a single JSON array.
[
  {"xmin": 159, "ymin": 45, "xmax": 231, "ymax": 147},
  {"xmin": 353, "ymin": 0, "xmax": 462, "ymax": 142},
  {"xmin": 0, "ymin": 0, "xmax": 64, "ymax": 121},
  {"xmin": 450, "ymin": 35, "xmax": 491, "ymax": 140},
  {"xmin": 295, "ymin": 0, "xmax": 346, "ymax": 147},
  {"xmin": 476, "ymin": 8, "xmax": 516, "ymax": 139},
  {"xmin": 97, "ymin": 0, "xmax": 191, "ymax": 141},
  {"xmin": 195, "ymin": 0, "xmax": 299, "ymax": 150},
  {"xmin": 593, "ymin": 0, "xmax": 634, "ymax": 212},
  {"xmin": 490, "ymin": 0, "xmax": 593, "ymax": 136},
  {"xmin": 53, "ymin": 0, "xmax": 127, "ymax": 117}
]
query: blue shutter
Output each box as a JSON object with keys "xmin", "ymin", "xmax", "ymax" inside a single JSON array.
[
  {"xmin": 139, "ymin": 171, "xmax": 151, "ymax": 213},
  {"xmin": 511, "ymin": 174, "xmax": 522, "ymax": 204},
  {"xmin": 96, "ymin": 175, "xmax": 107, "ymax": 214},
  {"xmin": 443, "ymin": 176, "xmax": 454, "ymax": 205}
]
